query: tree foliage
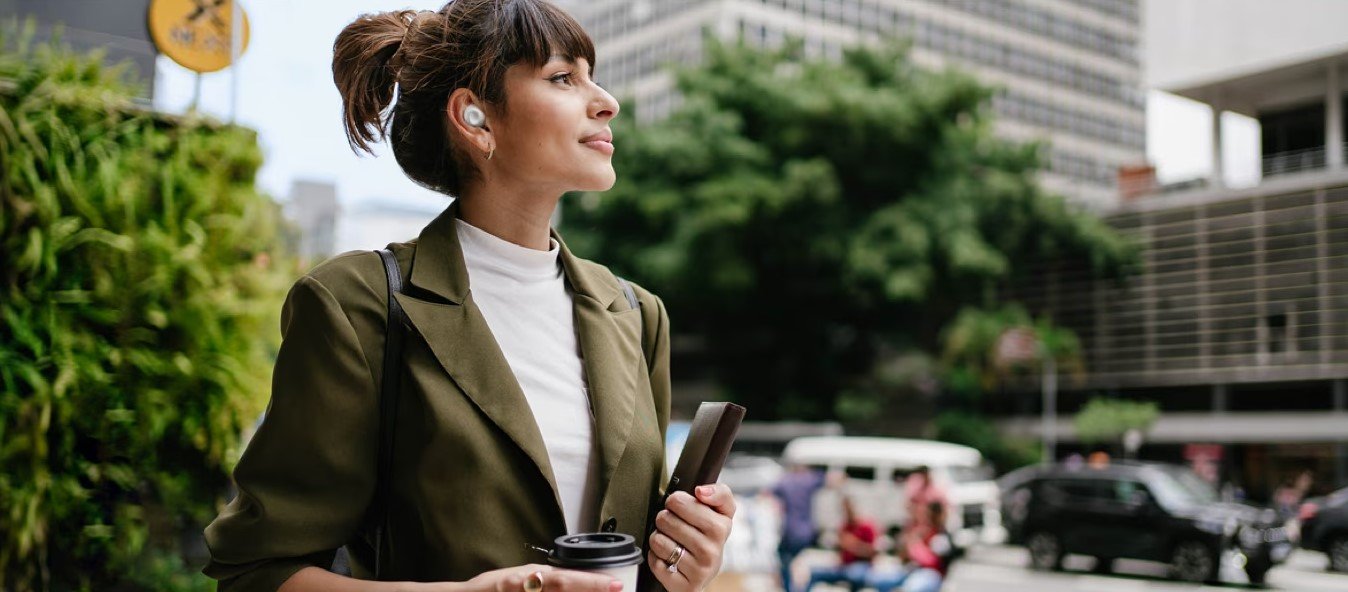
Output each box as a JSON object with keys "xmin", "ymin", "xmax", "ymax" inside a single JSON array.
[
  {"xmin": 939, "ymin": 303, "xmax": 1085, "ymax": 400},
  {"xmin": 561, "ymin": 37, "xmax": 1136, "ymax": 419},
  {"xmin": 0, "ymin": 24, "xmax": 293, "ymax": 590},
  {"xmin": 933, "ymin": 410, "xmax": 1039, "ymax": 472},
  {"xmin": 1074, "ymin": 398, "xmax": 1160, "ymax": 446}
]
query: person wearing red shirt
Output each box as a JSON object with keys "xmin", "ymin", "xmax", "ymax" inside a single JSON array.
[
  {"xmin": 867, "ymin": 501, "xmax": 951, "ymax": 592},
  {"xmin": 801, "ymin": 497, "xmax": 877, "ymax": 592}
]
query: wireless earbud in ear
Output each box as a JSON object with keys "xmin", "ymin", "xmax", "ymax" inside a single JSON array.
[{"xmin": 463, "ymin": 105, "xmax": 486, "ymax": 128}]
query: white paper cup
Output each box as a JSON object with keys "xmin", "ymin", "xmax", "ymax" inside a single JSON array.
[
  {"xmin": 548, "ymin": 533, "xmax": 643, "ymax": 591},
  {"xmin": 587, "ymin": 564, "xmax": 640, "ymax": 592}
]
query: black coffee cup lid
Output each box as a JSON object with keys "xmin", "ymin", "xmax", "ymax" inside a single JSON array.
[{"xmin": 548, "ymin": 533, "xmax": 643, "ymax": 568}]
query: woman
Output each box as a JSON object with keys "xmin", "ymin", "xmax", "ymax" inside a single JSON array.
[{"xmin": 202, "ymin": 2, "xmax": 735, "ymax": 591}]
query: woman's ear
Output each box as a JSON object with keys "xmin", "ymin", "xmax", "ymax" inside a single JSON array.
[{"xmin": 446, "ymin": 89, "xmax": 494, "ymax": 154}]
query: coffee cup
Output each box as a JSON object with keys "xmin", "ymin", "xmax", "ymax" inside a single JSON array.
[{"xmin": 547, "ymin": 533, "xmax": 643, "ymax": 591}]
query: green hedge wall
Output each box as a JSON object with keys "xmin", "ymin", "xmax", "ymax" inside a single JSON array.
[{"xmin": 1, "ymin": 23, "xmax": 295, "ymax": 591}]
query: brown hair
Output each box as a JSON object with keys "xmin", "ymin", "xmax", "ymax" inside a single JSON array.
[{"xmin": 332, "ymin": 0, "xmax": 596, "ymax": 196}]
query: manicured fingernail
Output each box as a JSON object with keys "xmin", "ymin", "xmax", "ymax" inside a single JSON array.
[{"xmin": 609, "ymin": 581, "xmax": 623, "ymax": 592}]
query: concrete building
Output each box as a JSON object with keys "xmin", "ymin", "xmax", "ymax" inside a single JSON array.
[
  {"xmin": 333, "ymin": 201, "xmax": 443, "ymax": 255},
  {"xmin": 286, "ymin": 180, "xmax": 340, "ymax": 262},
  {"xmin": 563, "ymin": 0, "xmax": 1146, "ymax": 211},
  {"xmin": 0, "ymin": 0, "xmax": 157, "ymax": 99},
  {"xmin": 1145, "ymin": 0, "xmax": 1348, "ymax": 190},
  {"xmin": 998, "ymin": 2, "xmax": 1348, "ymax": 497}
]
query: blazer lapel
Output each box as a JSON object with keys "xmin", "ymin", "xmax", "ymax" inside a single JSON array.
[
  {"xmin": 559, "ymin": 239, "xmax": 644, "ymax": 526},
  {"xmin": 396, "ymin": 203, "xmax": 563, "ymax": 516}
]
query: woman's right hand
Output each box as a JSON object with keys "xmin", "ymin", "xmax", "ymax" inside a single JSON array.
[{"xmin": 453, "ymin": 564, "xmax": 623, "ymax": 592}]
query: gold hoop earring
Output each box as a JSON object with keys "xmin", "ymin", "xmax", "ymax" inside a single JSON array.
[{"xmin": 487, "ymin": 146, "xmax": 495, "ymax": 161}]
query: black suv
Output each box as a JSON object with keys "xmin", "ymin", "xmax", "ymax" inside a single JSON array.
[
  {"xmin": 999, "ymin": 462, "xmax": 1291, "ymax": 584},
  {"xmin": 1298, "ymin": 486, "xmax": 1348, "ymax": 571}
]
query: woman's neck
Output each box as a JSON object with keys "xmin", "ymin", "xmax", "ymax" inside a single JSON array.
[{"xmin": 455, "ymin": 186, "xmax": 559, "ymax": 251}]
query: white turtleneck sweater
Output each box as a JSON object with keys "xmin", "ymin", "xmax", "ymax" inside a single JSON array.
[{"xmin": 454, "ymin": 218, "xmax": 598, "ymax": 534}]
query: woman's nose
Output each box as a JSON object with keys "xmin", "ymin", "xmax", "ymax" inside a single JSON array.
[{"xmin": 592, "ymin": 86, "xmax": 619, "ymax": 120}]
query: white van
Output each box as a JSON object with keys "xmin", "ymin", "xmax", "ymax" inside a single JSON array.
[{"xmin": 780, "ymin": 436, "xmax": 1004, "ymax": 548}]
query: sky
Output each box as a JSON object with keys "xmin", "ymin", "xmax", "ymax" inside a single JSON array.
[{"xmin": 153, "ymin": 1, "xmax": 1261, "ymax": 214}]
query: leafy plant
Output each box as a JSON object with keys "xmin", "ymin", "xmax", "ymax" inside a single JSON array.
[
  {"xmin": 0, "ymin": 21, "xmax": 294, "ymax": 591},
  {"xmin": 933, "ymin": 410, "xmax": 1039, "ymax": 473},
  {"xmin": 1074, "ymin": 397, "xmax": 1160, "ymax": 446},
  {"xmin": 938, "ymin": 303, "xmax": 1085, "ymax": 400}
]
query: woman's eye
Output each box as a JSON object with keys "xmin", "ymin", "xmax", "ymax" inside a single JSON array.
[{"xmin": 550, "ymin": 73, "xmax": 573, "ymax": 85}]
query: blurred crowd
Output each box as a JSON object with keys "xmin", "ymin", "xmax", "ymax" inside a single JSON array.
[{"xmin": 771, "ymin": 466, "xmax": 952, "ymax": 592}]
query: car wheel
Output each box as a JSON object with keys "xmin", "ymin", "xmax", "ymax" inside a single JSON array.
[
  {"xmin": 1330, "ymin": 535, "xmax": 1348, "ymax": 572},
  {"xmin": 1170, "ymin": 540, "xmax": 1218, "ymax": 583},
  {"xmin": 1026, "ymin": 531, "xmax": 1064, "ymax": 571}
]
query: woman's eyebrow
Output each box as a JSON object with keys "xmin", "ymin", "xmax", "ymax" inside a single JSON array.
[{"xmin": 546, "ymin": 55, "xmax": 593, "ymax": 76}]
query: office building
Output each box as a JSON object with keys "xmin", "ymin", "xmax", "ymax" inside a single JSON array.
[
  {"xmin": 287, "ymin": 180, "xmax": 340, "ymax": 261},
  {"xmin": 998, "ymin": 1, "xmax": 1348, "ymax": 496},
  {"xmin": 565, "ymin": 0, "xmax": 1145, "ymax": 211}
]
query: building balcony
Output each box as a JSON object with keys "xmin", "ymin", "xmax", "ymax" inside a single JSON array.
[{"xmin": 1262, "ymin": 142, "xmax": 1348, "ymax": 178}]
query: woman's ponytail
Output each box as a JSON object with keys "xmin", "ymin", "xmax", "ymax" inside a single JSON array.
[{"xmin": 332, "ymin": 10, "xmax": 416, "ymax": 154}]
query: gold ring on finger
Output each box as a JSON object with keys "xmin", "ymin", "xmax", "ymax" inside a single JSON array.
[
  {"xmin": 665, "ymin": 545, "xmax": 685, "ymax": 573},
  {"xmin": 523, "ymin": 570, "xmax": 545, "ymax": 592}
]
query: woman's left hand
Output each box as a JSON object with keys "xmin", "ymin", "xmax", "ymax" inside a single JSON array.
[{"xmin": 647, "ymin": 484, "xmax": 736, "ymax": 592}]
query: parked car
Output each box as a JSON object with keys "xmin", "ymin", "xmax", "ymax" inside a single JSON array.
[
  {"xmin": 780, "ymin": 436, "xmax": 1002, "ymax": 548},
  {"xmin": 1297, "ymin": 486, "xmax": 1348, "ymax": 571},
  {"xmin": 999, "ymin": 462, "xmax": 1291, "ymax": 585}
]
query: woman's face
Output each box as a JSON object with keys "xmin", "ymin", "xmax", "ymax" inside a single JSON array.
[{"xmin": 491, "ymin": 56, "xmax": 619, "ymax": 194}]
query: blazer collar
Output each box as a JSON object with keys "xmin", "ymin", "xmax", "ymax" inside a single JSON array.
[{"xmin": 398, "ymin": 200, "xmax": 641, "ymax": 531}]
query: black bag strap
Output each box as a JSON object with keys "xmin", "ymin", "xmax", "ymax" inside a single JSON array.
[
  {"xmin": 617, "ymin": 276, "xmax": 647, "ymax": 369},
  {"xmin": 373, "ymin": 248, "xmax": 407, "ymax": 579}
]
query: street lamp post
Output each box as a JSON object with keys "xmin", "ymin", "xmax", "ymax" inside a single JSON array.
[
  {"xmin": 996, "ymin": 327, "xmax": 1057, "ymax": 463},
  {"xmin": 1041, "ymin": 344, "xmax": 1057, "ymax": 463}
]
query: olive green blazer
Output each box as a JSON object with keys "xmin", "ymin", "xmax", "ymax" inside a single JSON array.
[{"xmin": 203, "ymin": 203, "xmax": 671, "ymax": 590}]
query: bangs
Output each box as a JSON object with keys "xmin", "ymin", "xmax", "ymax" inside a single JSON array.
[{"xmin": 502, "ymin": 0, "xmax": 596, "ymax": 72}]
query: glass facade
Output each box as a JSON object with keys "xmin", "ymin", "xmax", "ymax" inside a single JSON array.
[{"xmin": 1005, "ymin": 184, "xmax": 1348, "ymax": 384}]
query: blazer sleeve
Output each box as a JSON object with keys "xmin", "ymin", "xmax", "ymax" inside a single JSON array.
[{"xmin": 203, "ymin": 274, "xmax": 378, "ymax": 591}]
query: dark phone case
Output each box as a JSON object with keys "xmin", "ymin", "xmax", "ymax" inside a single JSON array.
[{"xmin": 640, "ymin": 402, "xmax": 746, "ymax": 592}]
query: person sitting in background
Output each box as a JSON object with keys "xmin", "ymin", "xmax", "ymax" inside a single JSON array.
[
  {"xmin": 867, "ymin": 501, "xmax": 952, "ymax": 592},
  {"xmin": 902, "ymin": 466, "xmax": 948, "ymax": 531},
  {"xmin": 801, "ymin": 496, "xmax": 876, "ymax": 592},
  {"xmin": 1273, "ymin": 469, "xmax": 1314, "ymax": 520}
]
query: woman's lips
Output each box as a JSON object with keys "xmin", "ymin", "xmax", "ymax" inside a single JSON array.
[
  {"xmin": 583, "ymin": 139, "xmax": 614, "ymax": 155},
  {"xmin": 581, "ymin": 129, "xmax": 613, "ymax": 155}
]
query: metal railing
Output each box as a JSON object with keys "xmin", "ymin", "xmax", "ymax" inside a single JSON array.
[{"xmin": 1261, "ymin": 144, "xmax": 1346, "ymax": 177}]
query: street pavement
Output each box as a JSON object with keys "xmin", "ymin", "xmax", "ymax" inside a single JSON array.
[
  {"xmin": 714, "ymin": 546, "xmax": 1347, "ymax": 592},
  {"xmin": 715, "ymin": 495, "xmax": 1348, "ymax": 591},
  {"xmin": 942, "ymin": 545, "xmax": 1348, "ymax": 592}
]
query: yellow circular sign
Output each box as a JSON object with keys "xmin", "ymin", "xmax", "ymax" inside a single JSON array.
[{"xmin": 147, "ymin": 0, "xmax": 251, "ymax": 74}]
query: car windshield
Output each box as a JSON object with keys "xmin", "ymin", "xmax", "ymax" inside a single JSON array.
[{"xmin": 1148, "ymin": 466, "xmax": 1220, "ymax": 508}]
